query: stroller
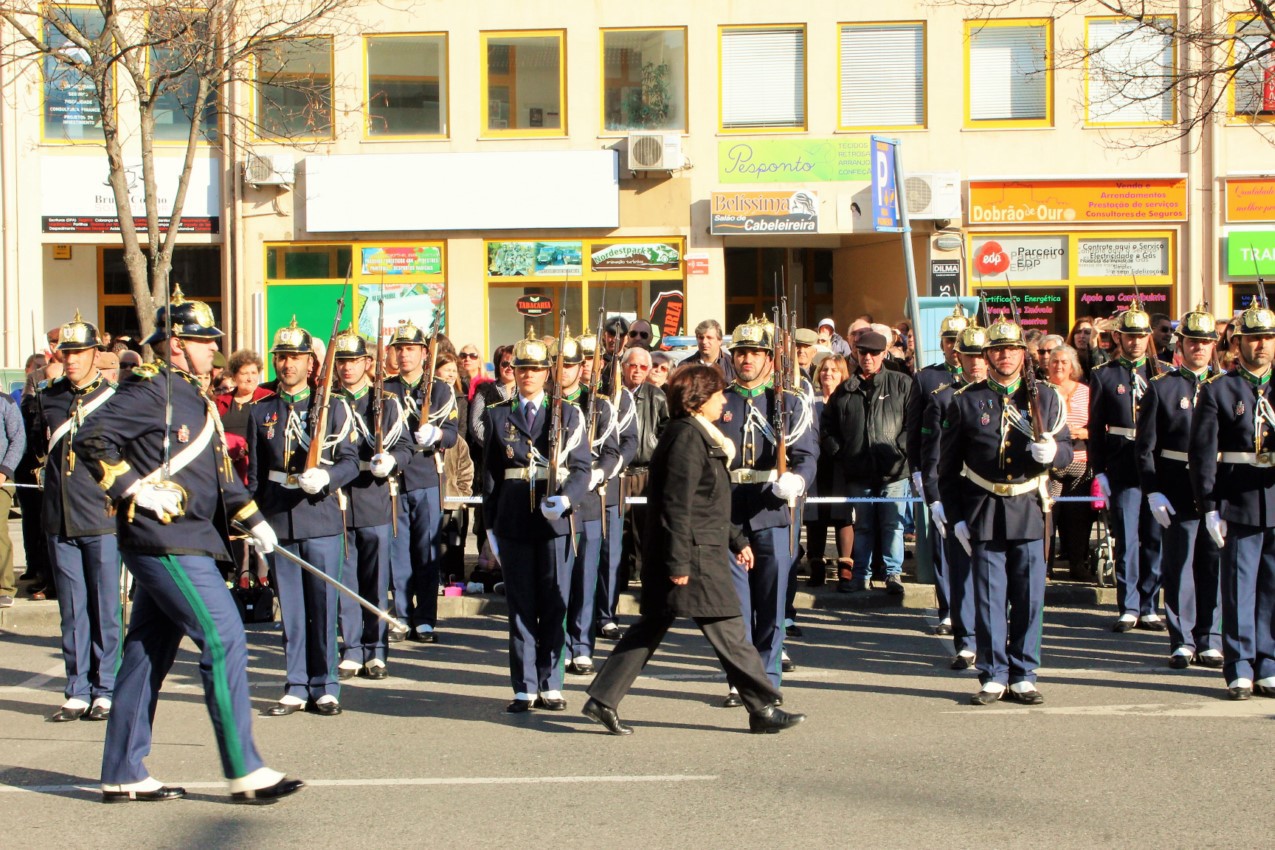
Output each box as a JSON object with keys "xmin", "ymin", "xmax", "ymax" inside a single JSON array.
[{"xmin": 1087, "ymin": 506, "xmax": 1117, "ymax": 587}]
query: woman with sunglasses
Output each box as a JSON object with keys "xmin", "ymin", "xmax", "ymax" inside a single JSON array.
[{"xmin": 458, "ymin": 345, "xmax": 485, "ymax": 399}]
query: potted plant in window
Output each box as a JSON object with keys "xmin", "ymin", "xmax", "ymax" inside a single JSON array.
[{"xmin": 625, "ymin": 61, "xmax": 671, "ymax": 128}]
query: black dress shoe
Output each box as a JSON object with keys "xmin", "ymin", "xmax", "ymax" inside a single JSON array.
[
  {"xmin": 1195, "ymin": 654, "xmax": 1225, "ymax": 670},
  {"xmin": 360, "ymin": 665, "xmax": 388, "ymax": 680},
  {"xmin": 102, "ymin": 785, "xmax": 186, "ymax": 803},
  {"xmin": 599, "ymin": 623, "xmax": 621, "ymax": 640},
  {"xmin": 970, "ymin": 689, "xmax": 1004, "ymax": 706},
  {"xmin": 264, "ymin": 701, "xmax": 304, "ymax": 717},
  {"xmin": 87, "ymin": 703, "xmax": 111, "ymax": 721},
  {"xmin": 1112, "ymin": 617, "xmax": 1137, "ymax": 633},
  {"xmin": 1136, "ymin": 618, "xmax": 1168, "ymax": 632},
  {"xmin": 409, "ymin": 629, "xmax": 437, "ymax": 643},
  {"xmin": 566, "ymin": 660, "xmax": 595, "ymax": 676},
  {"xmin": 307, "ymin": 700, "xmax": 342, "ymax": 716},
  {"xmin": 1168, "ymin": 654, "xmax": 1192, "ymax": 670},
  {"xmin": 1007, "ymin": 688, "xmax": 1044, "ymax": 706},
  {"xmin": 721, "ymin": 692, "xmax": 743, "ymax": 708},
  {"xmin": 748, "ymin": 704, "xmax": 806, "ymax": 734},
  {"xmin": 49, "ymin": 706, "xmax": 87, "ymax": 722},
  {"xmin": 231, "ymin": 777, "xmax": 305, "ymax": 804},
  {"xmin": 1228, "ymin": 686, "xmax": 1252, "ymax": 701},
  {"xmin": 387, "ymin": 630, "xmax": 406, "ymax": 643},
  {"xmin": 582, "ymin": 698, "xmax": 633, "ymax": 735},
  {"xmin": 951, "ymin": 653, "xmax": 975, "ymax": 671},
  {"xmin": 1254, "ymin": 684, "xmax": 1275, "ymax": 698},
  {"xmin": 533, "ymin": 696, "xmax": 567, "ymax": 711},
  {"xmin": 785, "ymin": 623, "xmax": 803, "ymax": 638},
  {"xmin": 506, "ymin": 698, "xmax": 533, "ymax": 713},
  {"xmin": 338, "ymin": 667, "xmax": 357, "ymax": 680},
  {"xmin": 934, "ymin": 622, "xmax": 953, "ymax": 636}
]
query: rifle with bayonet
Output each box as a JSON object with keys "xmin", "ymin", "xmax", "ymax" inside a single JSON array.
[
  {"xmin": 1133, "ymin": 275, "xmax": 1164, "ymax": 377},
  {"xmin": 305, "ymin": 266, "xmax": 350, "ymax": 472},
  {"xmin": 1002, "ymin": 277, "xmax": 1044, "ymax": 440},
  {"xmin": 373, "ymin": 278, "xmax": 397, "ymax": 536},
  {"xmin": 587, "ymin": 298, "xmax": 609, "ymax": 540},
  {"xmin": 548, "ymin": 310, "xmax": 575, "ymax": 549},
  {"xmin": 772, "ymin": 277, "xmax": 795, "ymax": 551}
]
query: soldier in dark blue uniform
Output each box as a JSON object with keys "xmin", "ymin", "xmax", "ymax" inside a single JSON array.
[
  {"xmin": 921, "ymin": 323, "xmax": 987, "ymax": 671},
  {"xmin": 1136, "ymin": 305, "xmax": 1224, "ymax": 671},
  {"xmin": 906, "ymin": 305, "xmax": 970, "ymax": 637},
  {"xmin": 247, "ymin": 320, "xmax": 360, "ymax": 717},
  {"xmin": 36, "ymin": 312, "xmax": 122, "ymax": 723},
  {"xmin": 384, "ymin": 320, "xmax": 459, "ymax": 643},
  {"xmin": 939, "ymin": 316, "xmax": 1073, "ymax": 706},
  {"xmin": 717, "ymin": 318, "xmax": 818, "ymax": 705},
  {"xmin": 1188, "ymin": 298, "xmax": 1275, "ymax": 700},
  {"xmin": 333, "ymin": 330, "xmax": 411, "ymax": 681},
  {"xmin": 74, "ymin": 286, "xmax": 301, "ymax": 803},
  {"xmin": 561, "ymin": 332, "xmax": 636, "ymax": 676},
  {"xmin": 1089, "ymin": 302, "xmax": 1166, "ymax": 632},
  {"xmin": 482, "ymin": 330, "xmax": 592, "ymax": 713}
]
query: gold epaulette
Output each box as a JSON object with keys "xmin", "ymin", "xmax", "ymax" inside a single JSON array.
[
  {"xmin": 488, "ymin": 396, "xmax": 515, "ymax": 408},
  {"xmin": 132, "ymin": 363, "xmax": 160, "ymax": 380},
  {"xmin": 1151, "ymin": 369, "xmax": 1174, "ymax": 382},
  {"xmin": 1202, "ymin": 371, "xmax": 1226, "ymax": 385},
  {"xmin": 951, "ymin": 381, "xmax": 979, "ymax": 396}
]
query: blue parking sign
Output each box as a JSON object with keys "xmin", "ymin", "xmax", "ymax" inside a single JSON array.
[{"xmin": 871, "ymin": 136, "xmax": 902, "ymax": 232}]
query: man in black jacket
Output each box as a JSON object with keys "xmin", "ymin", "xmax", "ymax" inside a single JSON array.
[{"xmin": 821, "ymin": 331, "xmax": 914, "ymax": 594}]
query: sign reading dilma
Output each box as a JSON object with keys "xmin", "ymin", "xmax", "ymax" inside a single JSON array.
[{"xmin": 870, "ymin": 136, "xmax": 902, "ymax": 232}]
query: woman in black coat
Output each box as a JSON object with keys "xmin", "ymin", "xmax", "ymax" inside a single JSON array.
[{"xmin": 582, "ymin": 365, "xmax": 806, "ymax": 736}]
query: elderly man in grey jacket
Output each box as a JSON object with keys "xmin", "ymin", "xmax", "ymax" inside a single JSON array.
[{"xmin": 0, "ymin": 391, "xmax": 27, "ymax": 607}]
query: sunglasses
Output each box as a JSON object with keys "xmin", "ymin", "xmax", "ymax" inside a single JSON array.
[
  {"xmin": 499, "ymin": 361, "xmax": 513, "ymax": 369},
  {"xmin": 459, "ymin": 352, "xmax": 479, "ymax": 360},
  {"xmin": 628, "ymin": 330, "xmax": 650, "ymax": 339},
  {"xmin": 856, "ymin": 349, "xmax": 885, "ymax": 357}
]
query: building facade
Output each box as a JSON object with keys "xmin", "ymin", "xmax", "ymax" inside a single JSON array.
[{"xmin": 2, "ymin": 1, "xmax": 1273, "ymax": 363}]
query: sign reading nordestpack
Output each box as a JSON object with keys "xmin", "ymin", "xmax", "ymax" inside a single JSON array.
[
  {"xmin": 717, "ymin": 138, "xmax": 871, "ymax": 183},
  {"xmin": 590, "ymin": 242, "xmax": 681, "ymax": 273},
  {"xmin": 710, "ymin": 190, "xmax": 819, "ymax": 235}
]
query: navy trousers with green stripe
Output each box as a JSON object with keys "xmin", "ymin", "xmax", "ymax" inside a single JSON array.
[{"xmin": 102, "ymin": 553, "xmax": 263, "ymax": 784}]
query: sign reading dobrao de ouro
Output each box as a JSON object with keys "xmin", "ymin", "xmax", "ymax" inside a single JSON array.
[
  {"xmin": 710, "ymin": 191, "xmax": 819, "ymax": 234},
  {"xmin": 967, "ymin": 178, "xmax": 1187, "ymax": 224}
]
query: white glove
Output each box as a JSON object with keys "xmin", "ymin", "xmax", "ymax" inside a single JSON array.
[
  {"xmin": 246, "ymin": 520, "xmax": 277, "ymax": 554},
  {"xmin": 1205, "ymin": 510, "xmax": 1227, "ymax": 548},
  {"xmin": 953, "ymin": 521, "xmax": 973, "ymax": 556},
  {"xmin": 415, "ymin": 423, "xmax": 442, "ymax": 448},
  {"xmin": 1029, "ymin": 436, "xmax": 1057, "ymax": 465},
  {"xmin": 929, "ymin": 501, "xmax": 948, "ymax": 537},
  {"xmin": 911, "ymin": 471, "xmax": 923, "ymax": 497},
  {"xmin": 1147, "ymin": 492, "xmax": 1175, "ymax": 529},
  {"xmin": 133, "ymin": 483, "xmax": 184, "ymax": 521},
  {"xmin": 297, "ymin": 467, "xmax": 330, "ymax": 495},
  {"xmin": 771, "ymin": 471, "xmax": 805, "ymax": 501},
  {"xmin": 485, "ymin": 531, "xmax": 501, "ymax": 565},
  {"xmin": 541, "ymin": 495, "xmax": 571, "ymax": 521},
  {"xmin": 370, "ymin": 452, "xmax": 396, "ymax": 478},
  {"xmin": 1094, "ymin": 473, "xmax": 1111, "ymax": 499}
]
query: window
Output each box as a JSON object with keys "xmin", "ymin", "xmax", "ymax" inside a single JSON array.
[
  {"xmin": 366, "ymin": 34, "xmax": 448, "ymax": 137},
  {"xmin": 1232, "ymin": 17, "xmax": 1275, "ymax": 118},
  {"xmin": 481, "ymin": 31, "xmax": 565, "ymax": 135},
  {"xmin": 966, "ymin": 19, "xmax": 1051, "ymax": 127},
  {"xmin": 839, "ymin": 23, "xmax": 925, "ymax": 129},
  {"xmin": 101, "ymin": 246, "xmax": 222, "ymax": 339},
  {"xmin": 42, "ymin": 5, "xmax": 106, "ymax": 142},
  {"xmin": 601, "ymin": 28, "xmax": 687, "ymax": 133},
  {"xmin": 720, "ymin": 26, "xmax": 806, "ymax": 131},
  {"xmin": 1086, "ymin": 18, "xmax": 1173, "ymax": 125},
  {"xmin": 149, "ymin": 11, "xmax": 219, "ymax": 144},
  {"xmin": 254, "ymin": 37, "xmax": 333, "ymax": 138}
]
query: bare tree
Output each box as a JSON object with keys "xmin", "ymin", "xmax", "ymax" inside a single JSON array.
[
  {"xmin": 932, "ymin": 1, "xmax": 1275, "ymax": 150},
  {"xmin": 0, "ymin": 0, "xmax": 354, "ymax": 340}
]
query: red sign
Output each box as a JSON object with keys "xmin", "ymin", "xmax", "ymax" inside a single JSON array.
[
  {"xmin": 649, "ymin": 291, "xmax": 685, "ymax": 348},
  {"xmin": 974, "ymin": 241, "xmax": 1010, "ymax": 276},
  {"xmin": 515, "ymin": 294, "xmax": 553, "ymax": 316},
  {"xmin": 1264, "ymin": 47, "xmax": 1275, "ymax": 111},
  {"xmin": 685, "ymin": 254, "xmax": 709, "ymax": 275}
]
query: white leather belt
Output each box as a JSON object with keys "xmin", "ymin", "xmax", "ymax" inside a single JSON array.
[
  {"xmin": 1107, "ymin": 426, "xmax": 1136, "ymax": 439},
  {"xmin": 1220, "ymin": 451, "xmax": 1275, "ymax": 468},
  {"xmin": 730, "ymin": 468, "xmax": 778, "ymax": 485},
  {"xmin": 267, "ymin": 470, "xmax": 301, "ymax": 489},
  {"xmin": 1160, "ymin": 449, "xmax": 1190, "ymax": 464},
  {"xmin": 358, "ymin": 461, "xmax": 371, "ymax": 471},
  {"xmin": 962, "ymin": 464, "xmax": 1048, "ymax": 498},
  {"xmin": 504, "ymin": 467, "xmax": 564, "ymax": 482}
]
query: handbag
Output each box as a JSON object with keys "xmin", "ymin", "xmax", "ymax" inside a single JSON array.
[{"xmin": 232, "ymin": 574, "xmax": 276, "ymax": 624}]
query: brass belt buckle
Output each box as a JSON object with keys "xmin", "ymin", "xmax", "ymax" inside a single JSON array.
[
  {"xmin": 993, "ymin": 483, "xmax": 1012, "ymax": 496},
  {"xmin": 1258, "ymin": 452, "xmax": 1272, "ymax": 467},
  {"xmin": 739, "ymin": 469, "xmax": 755, "ymax": 484},
  {"xmin": 285, "ymin": 474, "xmax": 299, "ymax": 487}
]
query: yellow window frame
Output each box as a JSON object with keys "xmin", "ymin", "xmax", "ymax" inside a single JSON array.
[
  {"xmin": 598, "ymin": 26, "xmax": 689, "ymax": 136},
  {"xmin": 479, "ymin": 29, "xmax": 567, "ymax": 138},
  {"xmin": 362, "ymin": 32, "xmax": 449, "ymax": 140},
  {"xmin": 718, "ymin": 23, "xmax": 808, "ymax": 134},
  {"xmin": 1226, "ymin": 14, "xmax": 1275, "ymax": 124},
  {"xmin": 963, "ymin": 17, "xmax": 1054, "ymax": 130},
  {"xmin": 39, "ymin": 3, "xmax": 115, "ymax": 145},
  {"xmin": 251, "ymin": 35, "xmax": 335, "ymax": 141},
  {"xmin": 1083, "ymin": 15, "xmax": 1177, "ymax": 128},
  {"xmin": 836, "ymin": 20, "xmax": 927, "ymax": 132}
]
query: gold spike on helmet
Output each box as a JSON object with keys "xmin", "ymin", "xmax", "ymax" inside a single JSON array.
[
  {"xmin": 728, "ymin": 315, "xmax": 774, "ymax": 352},
  {"xmin": 1112, "ymin": 299, "xmax": 1152, "ymax": 335},
  {"xmin": 940, "ymin": 304, "xmax": 970, "ymax": 339},
  {"xmin": 984, "ymin": 315, "xmax": 1026, "ymax": 349},
  {"xmin": 956, "ymin": 324, "xmax": 988, "ymax": 355},
  {"xmin": 333, "ymin": 328, "xmax": 371, "ymax": 359},
  {"xmin": 1176, "ymin": 303, "xmax": 1218, "ymax": 341},
  {"xmin": 1236, "ymin": 299, "xmax": 1275, "ymax": 336},
  {"xmin": 512, "ymin": 325, "xmax": 551, "ymax": 368},
  {"xmin": 57, "ymin": 309, "xmax": 102, "ymax": 352},
  {"xmin": 270, "ymin": 316, "xmax": 313, "ymax": 354}
]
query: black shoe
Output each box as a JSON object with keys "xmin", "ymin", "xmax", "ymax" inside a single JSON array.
[
  {"xmin": 721, "ymin": 692, "xmax": 743, "ymax": 709},
  {"xmin": 306, "ymin": 699, "xmax": 342, "ymax": 717},
  {"xmin": 969, "ymin": 689, "xmax": 1003, "ymax": 706},
  {"xmin": 264, "ymin": 701, "xmax": 304, "ymax": 717},
  {"xmin": 566, "ymin": 660, "xmax": 595, "ymax": 676},
  {"xmin": 1112, "ymin": 617, "xmax": 1137, "ymax": 633},
  {"xmin": 785, "ymin": 623, "xmax": 803, "ymax": 638},
  {"xmin": 338, "ymin": 667, "xmax": 358, "ymax": 680},
  {"xmin": 951, "ymin": 653, "xmax": 975, "ymax": 670},
  {"xmin": 231, "ymin": 777, "xmax": 305, "ymax": 804},
  {"xmin": 934, "ymin": 622, "xmax": 953, "ymax": 636},
  {"xmin": 885, "ymin": 575, "xmax": 905, "ymax": 596},
  {"xmin": 1194, "ymin": 653, "xmax": 1225, "ymax": 670},
  {"xmin": 387, "ymin": 630, "xmax": 406, "ymax": 643},
  {"xmin": 581, "ymin": 697, "xmax": 633, "ymax": 735},
  {"xmin": 49, "ymin": 706, "xmax": 87, "ymax": 722},
  {"xmin": 360, "ymin": 665, "xmax": 388, "ymax": 680},
  {"xmin": 506, "ymin": 698, "xmax": 534, "ymax": 713},
  {"xmin": 748, "ymin": 704, "xmax": 806, "ymax": 734},
  {"xmin": 838, "ymin": 578, "xmax": 867, "ymax": 594},
  {"xmin": 533, "ymin": 696, "xmax": 567, "ymax": 711},
  {"xmin": 409, "ymin": 629, "xmax": 437, "ymax": 643},
  {"xmin": 1136, "ymin": 617, "xmax": 1168, "ymax": 632},
  {"xmin": 87, "ymin": 703, "xmax": 111, "ymax": 721},
  {"xmin": 102, "ymin": 785, "xmax": 186, "ymax": 803},
  {"xmin": 1254, "ymin": 683, "xmax": 1275, "ymax": 698},
  {"xmin": 781, "ymin": 656, "xmax": 797, "ymax": 673},
  {"xmin": 599, "ymin": 623, "xmax": 621, "ymax": 640},
  {"xmin": 806, "ymin": 572, "xmax": 826, "ymax": 588},
  {"xmin": 1007, "ymin": 688, "xmax": 1044, "ymax": 706},
  {"xmin": 1228, "ymin": 686, "xmax": 1252, "ymax": 701},
  {"xmin": 1168, "ymin": 653, "xmax": 1192, "ymax": 670}
]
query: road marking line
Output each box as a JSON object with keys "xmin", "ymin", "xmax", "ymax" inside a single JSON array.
[
  {"xmin": 945, "ymin": 700, "xmax": 1274, "ymax": 717},
  {"xmin": 0, "ymin": 664, "xmax": 64, "ymax": 694},
  {"xmin": 0, "ymin": 774, "xmax": 719, "ymax": 794}
]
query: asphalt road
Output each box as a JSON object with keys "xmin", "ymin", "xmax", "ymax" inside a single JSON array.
[{"xmin": 1, "ymin": 605, "xmax": 1271, "ymax": 849}]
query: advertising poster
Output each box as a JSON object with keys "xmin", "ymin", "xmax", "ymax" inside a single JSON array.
[
  {"xmin": 590, "ymin": 242, "xmax": 681, "ymax": 272},
  {"xmin": 975, "ymin": 287, "xmax": 1069, "ymax": 334},
  {"xmin": 1225, "ymin": 177, "xmax": 1275, "ymax": 222},
  {"xmin": 929, "ymin": 260, "xmax": 961, "ymax": 297},
  {"xmin": 970, "ymin": 235, "xmax": 1068, "ymax": 281},
  {"xmin": 1076, "ymin": 238, "xmax": 1169, "ymax": 277},
  {"xmin": 487, "ymin": 241, "xmax": 583, "ymax": 277},
  {"xmin": 361, "ymin": 246, "xmax": 442, "ymax": 276},
  {"xmin": 1073, "ymin": 285, "xmax": 1172, "ymax": 319},
  {"xmin": 356, "ymin": 283, "xmax": 445, "ymax": 339},
  {"xmin": 648, "ymin": 290, "xmax": 685, "ymax": 346}
]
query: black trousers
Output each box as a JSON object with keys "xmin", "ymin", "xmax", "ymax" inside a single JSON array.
[
  {"xmin": 587, "ymin": 612, "xmax": 782, "ymax": 714},
  {"xmin": 619, "ymin": 470, "xmax": 649, "ymax": 586}
]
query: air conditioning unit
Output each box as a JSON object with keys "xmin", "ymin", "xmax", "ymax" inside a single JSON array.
[
  {"xmin": 904, "ymin": 171, "xmax": 961, "ymax": 220},
  {"xmin": 243, "ymin": 152, "xmax": 295, "ymax": 188},
  {"xmin": 627, "ymin": 132, "xmax": 682, "ymax": 171}
]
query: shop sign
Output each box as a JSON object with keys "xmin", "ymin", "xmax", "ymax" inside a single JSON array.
[
  {"xmin": 590, "ymin": 242, "xmax": 681, "ymax": 273},
  {"xmin": 967, "ymin": 177, "xmax": 1187, "ymax": 224},
  {"xmin": 685, "ymin": 253, "xmax": 709, "ymax": 275},
  {"xmin": 487, "ymin": 241, "xmax": 583, "ymax": 277},
  {"xmin": 718, "ymin": 138, "xmax": 871, "ymax": 184},
  {"xmin": 1073, "ymin": 285, "xmax": 1172, "ymax": 317},
  {"xmin": 1226, "ymin": 177, "xmax": 1275, "ymax": 222},
  {"xmin": 710, "ymin": 190, "xmax": 819, "ymax": 235},
  {"xmin": 357, "ymin": 283, "xmax": 445, "ymax": 341},
  {"xmin": 360, "ymin": 246, "xmax": 442, "ymax": 276},
  {"xmin": 1225, "ymin": 231, "xmax": 1275, "ymax": 276},
  {"xmin": 649, "ymin": 290, "xmax": 685, "ymax": 345},
  {"xmin": 1077, "ymin": 237, "xmax": 1169, "ymax": 277},
  {"xmin": 41, "ymin": 156, "xmax": 221, "ymax": 234},
  {"xmin": 971, "ymin": 236, "xmax": 1067, "ymax": 281},
  {"xmin": 515, "ymin": 294, "xmax": 554, "ymax": 316},
  {"xmin": 976, "ymin": 287, "xmax": 1069, "ymax": 334},
  {"xmin": 930, "ymin": 260, "xmax": 961, "ymax": 297}
]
